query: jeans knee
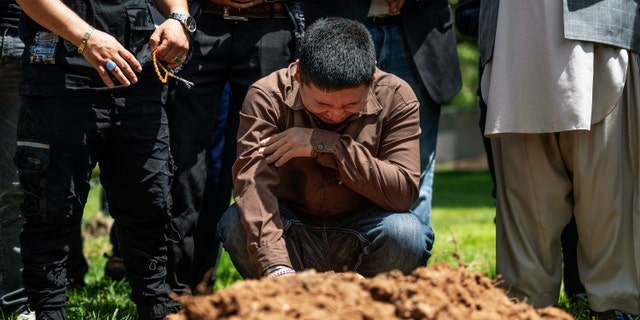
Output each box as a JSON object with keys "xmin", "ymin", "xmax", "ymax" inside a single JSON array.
[{"xmin": 377, "ymin": 213, "xmax": 433, "ymax": 265}]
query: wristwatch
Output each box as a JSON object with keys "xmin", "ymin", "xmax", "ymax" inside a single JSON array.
[{"xmin": 169, "ymin": 13, "xmax": 197, "ymax": 34}]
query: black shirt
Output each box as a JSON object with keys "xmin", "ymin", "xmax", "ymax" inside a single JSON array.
[
  {"xmin": 1, "ymin": 0, "xmax": 21, "ymax": 30},
  {"xmin": 19, "ymin": 0, "xmax": 159, "ymax": 96}
]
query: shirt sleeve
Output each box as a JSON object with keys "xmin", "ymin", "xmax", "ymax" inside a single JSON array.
[
  {"xmin": 232, "ymin": 85, "xmax": 293, "ymax": 275},
  {"xmin": 312, "ymin": 93, "xmax": 421, "ymax": 213}
]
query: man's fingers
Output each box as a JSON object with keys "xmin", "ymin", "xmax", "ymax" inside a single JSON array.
[
  {"xmin": 113, "ymin": 57, "xmax": 138, "ymax": 84},
  {"xmin": 120, "ymin": 50, "xmax": 142, "ymax": 73},
  {"xmin": 98, "ymin": 66, "xmax": 115, "ymax": 88}
]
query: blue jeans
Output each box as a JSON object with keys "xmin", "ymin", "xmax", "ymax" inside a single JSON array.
[
  {"xmin": 366, "ymin": 23, "xmax": 440, "ymax": 228},
  {"xmin": 217, "ymin": 202, "xmax": 432, "ymax": 279}
]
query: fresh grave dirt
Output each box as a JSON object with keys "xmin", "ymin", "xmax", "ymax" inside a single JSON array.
[{"xmin": 165, "ymin": 263, "xmax": 573, "ymax": 320}]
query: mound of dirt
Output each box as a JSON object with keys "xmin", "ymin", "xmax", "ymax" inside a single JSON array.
[{"xmin": 166, "ymin": 263, "xmax": 573, "ymax": 320}]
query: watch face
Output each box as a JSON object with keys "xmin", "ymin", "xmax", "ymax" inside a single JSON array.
[{"xmin": 186, "ymin": 16, "xmax": 197, "ymax": 33}]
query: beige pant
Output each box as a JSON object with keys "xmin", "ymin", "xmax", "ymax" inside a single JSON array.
[{"xmin": 492, "ymin": 53, "xmax": 640, "ymax": 313}]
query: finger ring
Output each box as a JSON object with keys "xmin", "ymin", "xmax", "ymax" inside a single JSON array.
[
  {"xmin": 174, "ymin": 56, "xmax": 182, "ymax": 63},
  {"xmin": 106, "ymin": 60, "xmax": 117, "ymax": 71}
]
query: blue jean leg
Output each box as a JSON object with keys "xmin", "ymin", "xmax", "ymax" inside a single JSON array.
[
  {"xmin": 366, "ymin": 24, "xmax": 439, "ymax": 229},
  {"xmin": 217, "ymin": 202, "xmax": 431, "ymax": 279}
]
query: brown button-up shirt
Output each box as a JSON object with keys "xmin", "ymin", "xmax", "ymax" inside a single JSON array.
[{"xmin": 233, "ymin": 63, "xmax": 421, "ymax": 273}]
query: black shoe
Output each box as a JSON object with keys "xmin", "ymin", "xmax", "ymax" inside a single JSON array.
[
  {"xmin": 104, "ymin": 254, "xmax": 126, "ymax": 281},
  {"xmin": 591, "ymin": 309, "xmax": 634, "ymax": 320}
]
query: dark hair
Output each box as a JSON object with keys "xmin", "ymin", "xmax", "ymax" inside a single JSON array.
[{"xmin": 298, "ymin": 17, "xmax": 376, "ymax": 91}]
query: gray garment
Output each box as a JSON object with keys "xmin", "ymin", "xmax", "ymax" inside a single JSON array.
[
  {"xmin": 492, "ymin": 54, "xmax": 640, "ymax": 313},
  {"xmin": 480, "ymin": 0, "xmax": 640, "ymax": 66},
  {"xmin": 481, "ymin": 0, "xmax": 640, "ymax": 313},
  {"xmin": 481, "ymin": 0, "xmax": 628, "ymax": 135},
  {"xmin": 563, "ymin": 0, "xmax": 640, "ymax": 53}
]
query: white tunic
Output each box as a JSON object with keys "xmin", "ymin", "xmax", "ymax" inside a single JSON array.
[{"xmin": 481, "ymin": 0, "xmax": 628, "ymax": 136}]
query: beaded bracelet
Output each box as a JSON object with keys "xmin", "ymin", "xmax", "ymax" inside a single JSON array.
[
  {"xmin": 77, "ymin": 27, "xmax": 94, "ymax": 54},
  {"xmin": 152, "ymin": 49, "xmax": 194, "ymax": 88}
]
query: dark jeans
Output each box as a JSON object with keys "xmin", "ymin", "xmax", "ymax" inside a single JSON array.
[
  {"xmin": 218, "ymin": 202, "xmax": 433, "ymax": 279},
  {"xmin": 15, "ymin": 86, "xmax": 179, "ymax": 320},
  {"xmin": 166, "ymin": 13, "xmax": 295, "ymax": 291}
]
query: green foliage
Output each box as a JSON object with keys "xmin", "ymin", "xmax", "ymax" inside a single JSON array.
[{"xmin": 448, "ymin": 41, "xmax": 480, "ymax": 108}]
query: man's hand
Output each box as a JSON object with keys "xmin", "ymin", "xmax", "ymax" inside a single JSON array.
[
  {"xmin": 385, "ymin": 0, "xmax": 405, "ymax": 14},
  {"xmin": 208, "ymin": 0, "xmax": 263, "ymax": 9},
  {"xmin": 259, "ymin": 127, "xmax": 315, "ymax": 167},
  {"xmin": 82, "ymin": 30, "xmax": 142, "ymax": 88},
  {"xmin": 149, "ymin": 18, "xmax": 190, "ymax": 69}
]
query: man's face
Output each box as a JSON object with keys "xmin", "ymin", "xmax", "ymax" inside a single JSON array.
[{"xmin": 298, "ymin": 81, "xmax": 369, "ymax": 124}]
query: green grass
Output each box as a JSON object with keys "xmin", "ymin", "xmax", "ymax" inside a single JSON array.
[
  {"xmin": 430, "ymin": 170, "xmax": 497, "ymax": 278},
  {"xmin": 4, "ymin": 169, "xmax": 638, "ymax": 320}
]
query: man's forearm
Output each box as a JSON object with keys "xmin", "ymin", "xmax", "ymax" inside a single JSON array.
[{"xmin": 16, "ymin": 0, "xmax": 92, "ymax": 48}]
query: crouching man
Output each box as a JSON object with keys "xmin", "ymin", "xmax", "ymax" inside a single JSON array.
[{"xmin": 217, "ymin": 17, "xmax": 434, "ymax": 279}]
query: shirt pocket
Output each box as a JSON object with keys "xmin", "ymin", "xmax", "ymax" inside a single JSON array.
[{"xmin": 126, "ymin": 6, "xmax": 156, "ymax": 65}]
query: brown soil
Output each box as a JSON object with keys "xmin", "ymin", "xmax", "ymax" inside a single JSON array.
[{"xmin": 166, "ymin": 263, "xmax": 573, "ymax": 320}]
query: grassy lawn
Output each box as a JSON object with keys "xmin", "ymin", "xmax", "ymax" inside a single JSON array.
[{"xmin": 2, "ymin": 169, "xmax": 636, "ymax": 319}]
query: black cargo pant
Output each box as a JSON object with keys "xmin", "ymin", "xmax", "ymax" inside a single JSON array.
[
  {"xmin": 0, "ymin": 31, "xmax": 25, "ymax": 314},
  {"xmin": 14, "ymin": 85, "xmax": 180, "ymax": 320}
]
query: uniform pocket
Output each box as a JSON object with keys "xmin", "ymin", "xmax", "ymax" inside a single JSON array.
[
  {"xmin": 126, "ymin": 7, "xmax": 156, "ymax": 64},
  {"xmin": 13, "ymin": 143, "xmax": 50, "ymax": 221}
]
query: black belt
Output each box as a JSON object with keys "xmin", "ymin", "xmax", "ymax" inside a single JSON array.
[
  {"xmin": 202, "ymin": 2, "xmax": 288, "ymax": 20},
  {"xmin": 366, "ymin": 14, "xmax": 401, "ymax": 26}
]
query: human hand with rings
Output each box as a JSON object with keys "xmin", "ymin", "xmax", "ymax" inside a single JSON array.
[
  {"xmin": 80, "ymin": 28, "xmax": 143, "ymax": 88},
  {"xmin": 149, "ymin": 16, "xmax": 190, "ymax": 69},
  {"xmin": 209, "ymin": 0, "xmax": 263, "ymax": 9}
]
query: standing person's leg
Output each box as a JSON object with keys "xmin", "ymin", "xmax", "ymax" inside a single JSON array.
[
  {"xmin": 190, "ymin": 83, "xmax": 231, "ymax": 292},
  {"xmin": 492, "ymin": 133, "xmax": 573, "ymax": 308},
  {"xmin": 166, "ymin": 14, "xmax": 229, "ymax": 294},
  {"xmin": 191, "ymin": 16, "xmax": 295, "ymax": 287},
  {"xmin": 101, "ymin": 87, "xmax": 180, "ymax": 319},
  {"xmin": 569, "ymin": 54, "xmax": 640, "ymax": 315},
  {"xmin": 0, "ymin": 30, "xmax": 26, "ymax": 314},
  {"xmin": 66, "ymin": 225, "xmax": 88, "ymax": 289},
  {"xmin": 367, "ymin": 22, "xmax": 436, "ymax": 240},
  {"xmin": 101, "ymin": 185, "xmax": 126, "ymax": 281},
  {"xmin": 14, "ymin": 95, "xmax": 104, "ymax": 320}
]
